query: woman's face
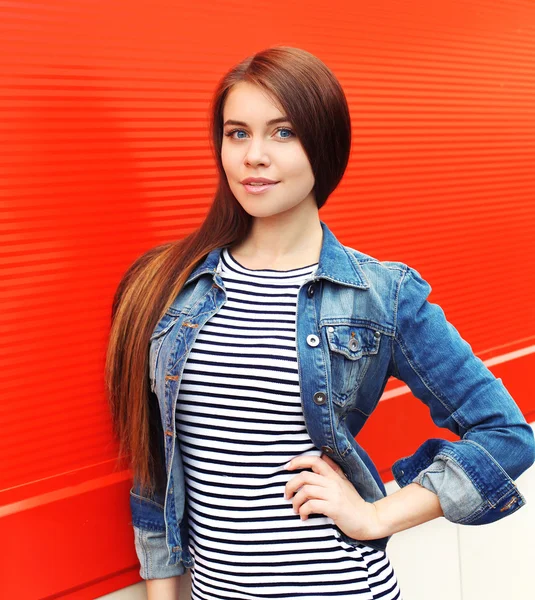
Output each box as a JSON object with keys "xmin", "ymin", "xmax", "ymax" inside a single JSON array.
[{"xmin": 221, "ymin": 81, "xmax": 316, "ymax": 218}]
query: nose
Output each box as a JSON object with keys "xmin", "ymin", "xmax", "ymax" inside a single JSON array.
[{"xmin": 244, "ymin": 137, "xmax": 271, "ymax": 167}]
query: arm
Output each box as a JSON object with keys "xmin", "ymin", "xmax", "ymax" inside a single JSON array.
[
  {"xmin": 390, "ymin": 266, "xmax": 535, "ymax": 525},
  {"xmin": 129, "ymin": 396, "xmax": 187, "ymax": 580},
  {"xmin": 372, "ymin": 482, "xmax": 443, "ymax": 537},
  {"xmin": 146, "ymin": 576, "xmax": 182, "ymax": 600},
  {"xmin": 130, "ymin": 486, "xmax": 187, "ymax": 579},
  {"xmin": 284, "ymin": 453, "xmax": 444, "ymax": 540}
]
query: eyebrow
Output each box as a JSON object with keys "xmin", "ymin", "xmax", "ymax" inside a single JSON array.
[{"xmin": 223, "ymin": 116, "xmax": 291, "ymax": 127}]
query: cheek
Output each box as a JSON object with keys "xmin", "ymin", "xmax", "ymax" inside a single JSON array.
[
  {"xmin": 220, "ymin": 148, "xmax": 232, "ymax": 173},
  {"xmin": 220, "ymin": 143, "xmax": 239, "ymax": 169},
  {"xmin": 281, "ymin": 150, "xmax": 313, "ymax": 177},
  {"xmin": 286, "ymin": 161, "xmax": 314, "ymax": 189}
]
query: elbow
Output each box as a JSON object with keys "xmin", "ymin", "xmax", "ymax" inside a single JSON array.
[
  {"xmin": 466, "ymin": 420, "xmax": 535, "ymax": 482},
  {"xmin": 507, "ymin": 421, "xmax": 535, "ymax": 480},
  {"xmin": 523, "ymin": 422, "xmax": 535, "ymax": 471}
]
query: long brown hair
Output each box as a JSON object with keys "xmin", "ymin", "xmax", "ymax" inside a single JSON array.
[{"xmin": 105, "ymin": 45, "xmax": 352, "ymax": 496}]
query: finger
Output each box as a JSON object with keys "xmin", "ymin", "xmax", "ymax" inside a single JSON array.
[
  {"xmin": 286, "ymin": 455, "xmax": 333, "ymax": 478},
  {"xmin": 285, "ymin": 471, "xmax": 325, "ymax": 499},
  {"xmin": 292, "ymin": 484, "xmax": 329, "ymax": 514},
  {"xmin": 298, "ymin": 498, "xmax": 330, "ymax": 521}
]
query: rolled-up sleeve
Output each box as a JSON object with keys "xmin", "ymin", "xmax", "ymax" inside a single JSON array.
[
  {"xmin": 390, "ymin": 266, "xmax": 535, "ymax": 525},
  {"xmin": 129, "ymin": 484, "xmax": 186, "ymax": 580}
]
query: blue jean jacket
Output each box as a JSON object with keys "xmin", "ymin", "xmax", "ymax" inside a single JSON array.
[{"xmin": 129, "ymin": 219, "xmax": 535, "ymax": 579}]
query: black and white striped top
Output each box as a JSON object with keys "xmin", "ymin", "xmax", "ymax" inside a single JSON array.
[{"xmin": 175, "ymin": 247, "xmax": 402, "ymax": 600}]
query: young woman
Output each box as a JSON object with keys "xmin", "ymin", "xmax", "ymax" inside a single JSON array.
[{"xmin": 106, "ymin": 46, "xmax": 535, "ymax": 600}]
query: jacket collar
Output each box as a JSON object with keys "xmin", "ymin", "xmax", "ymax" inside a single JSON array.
[{"xmin": 184, "ymin": 219, "xmax": 370, "ymax": 290}]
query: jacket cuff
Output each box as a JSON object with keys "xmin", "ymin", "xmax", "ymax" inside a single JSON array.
[
  {"xmin": 411, "ymin": 457, "xmax": 482, "ymax": 522},
  {"xmin": 392, "ymin": 438, "xmax": 526, "ymax": 525},
  {"xmin": 133, "ymin": 526, "xmax": 187, "ymax": 580}
]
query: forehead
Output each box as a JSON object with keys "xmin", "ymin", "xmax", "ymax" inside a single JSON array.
[{"xmin": 223, "ymin": 81, "xmax": 285, "ymax": 121}]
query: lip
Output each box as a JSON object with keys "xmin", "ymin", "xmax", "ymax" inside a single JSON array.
[
  {"xmin": 241, "ymin": 177, "xmax": 279, "ymax": 184},
  {"xmin": 242, "ymin": 182, "xmax": 279, "ymax": 194}
]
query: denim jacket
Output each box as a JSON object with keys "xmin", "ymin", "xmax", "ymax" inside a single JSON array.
[{"xmin": 129, "ymin": 219, "xmax": 535, "ymax": 580}]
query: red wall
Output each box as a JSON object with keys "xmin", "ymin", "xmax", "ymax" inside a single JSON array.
[{"xmin": 1, "ymin": 1, "xmax": 534, "ymax": 597}]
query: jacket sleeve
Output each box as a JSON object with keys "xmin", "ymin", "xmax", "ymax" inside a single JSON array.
[
  {"xmin": 129, "ymin": 480, "xmax": 187, "ymax": 580},
  {"xmin": 390, "ymin": 266, "xmax": 535, "ymax": 525}
]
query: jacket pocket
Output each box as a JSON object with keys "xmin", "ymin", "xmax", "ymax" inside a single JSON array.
[{"xmin": 326, "ymin": 324, "xmax": 381, "ymax": 410}]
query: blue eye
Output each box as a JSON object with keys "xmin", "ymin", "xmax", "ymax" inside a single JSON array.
[
  {"xmin": 277, "ymin": 128, "xmax": 295, "ymax": 138},
  {"xmin": 224, "ymin": 127, "xmax": 295, "ymax": 140}
]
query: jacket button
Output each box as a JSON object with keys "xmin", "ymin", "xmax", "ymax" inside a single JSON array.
[
  {"xmin": 349, "ymin": 339, "xmax": 359, "ymax": 351},
  {"xmin": 313, "ymin": 392, "xmax": 327, "ymax": 405},
  {"xmin": 307, "ymin": 284, "xmax": 315, "ymax": 298},
  {"xmin": 328, "ymin": 326, "xmax": 334, "ymax": 333},
  {"xmin": 321, "ymin": 445, "xmax": 334, "ymax": 454},
  {"xmin": 374, "ymin": 331, "xmax": 381, "ymax": 338},
  {"xmin": 307, "ymin": 334, "xmax": 320, "ymax": 347}
]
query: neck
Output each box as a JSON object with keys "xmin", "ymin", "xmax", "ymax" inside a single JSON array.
[{"xmin": 230, "ymin": 212, "xmax": 323, "ymax": 271}]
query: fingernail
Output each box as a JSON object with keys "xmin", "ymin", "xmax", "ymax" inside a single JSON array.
[{"xmin": 284, "ymin": 461, "xmax": 292, "ymax": 469}]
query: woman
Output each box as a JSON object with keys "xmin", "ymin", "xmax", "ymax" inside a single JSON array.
[{"xmin": 106, "ymin": 46, "xmax": 535, "ymax": 600}]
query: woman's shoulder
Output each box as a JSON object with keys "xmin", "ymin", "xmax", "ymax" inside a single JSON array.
[
  {"xmin": 341, "ymin": 245, "xmax": 435, "ymax": 300},
  {"xmin": 343, "ymin": 244, "xmax": 415, "ymax": 277}
]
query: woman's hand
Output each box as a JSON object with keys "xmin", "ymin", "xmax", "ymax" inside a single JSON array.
[{"xmin": 284, "ymin": 453, "xmax": 385, "ymax": 540}]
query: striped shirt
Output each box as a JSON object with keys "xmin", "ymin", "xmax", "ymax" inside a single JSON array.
[{"xmin": 175, "ymin": 246, "xmax": 402, "ymax": 600}]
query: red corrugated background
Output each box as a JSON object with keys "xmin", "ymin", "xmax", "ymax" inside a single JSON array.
[{"xmin": 1, "ymin": 1, "xmax": 534, "ymax": 597}]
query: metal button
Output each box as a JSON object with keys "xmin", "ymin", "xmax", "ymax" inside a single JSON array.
[
  {"xmin": 328, "ymin": 326, "xmax": 334, "ymax": 333},
  {"xmin": 321, "ymin": 445, "xmax": 334, "ymax": 454},
  {"xmin": 374, "ymin": 331, "xmax": 381, "ymax": 338},
  {"xmin": 349, "ymin": 338, "xmax": 359, "ymax": 351},
  {"xmin": 307, "ymin": 284, "xmax": 315, "ymax": 298},
  {"xmin": 307, "ymin": 334, "xmax": 320, "ymax": 347},
  {"xmin": 313, "ymin": 391, "xmax": 327, "ymax": 405}
]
